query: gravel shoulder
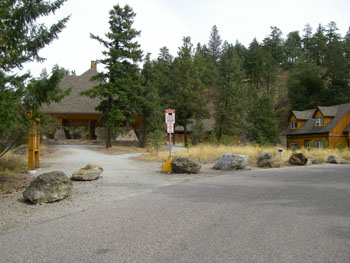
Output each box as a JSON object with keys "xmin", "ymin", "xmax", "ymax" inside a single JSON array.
[{"xmin": 0, "ymin": 145, "xmax": 219, "ymax": 234}]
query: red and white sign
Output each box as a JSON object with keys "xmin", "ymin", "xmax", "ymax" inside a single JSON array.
[
  {"xmin": 165, "ymin": 109, "xmax": 175, "ymax": 124},
  {"xmin": 167, "ymin": 123, "xmax": 174, "ymax": 134}
]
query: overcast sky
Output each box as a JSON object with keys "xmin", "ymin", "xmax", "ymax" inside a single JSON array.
[{"xmin": 23, "ymin": 0, "xmax": 350, "ymax": 77}]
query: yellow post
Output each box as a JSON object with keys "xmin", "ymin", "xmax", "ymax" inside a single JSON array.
[{"xmin": 28, "ymin": 118, "xmax": 40, "ymax": 170}]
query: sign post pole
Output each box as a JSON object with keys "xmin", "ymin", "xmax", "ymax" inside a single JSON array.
[
  {"xmin": 162, "ymin": 109, "xmax": 175, "ymax": 173},
  {"xmin": 169, "ymin": 133, "xmax": 172, "ymax": 157}
]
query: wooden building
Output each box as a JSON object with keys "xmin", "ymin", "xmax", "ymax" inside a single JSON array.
[
  {"xmin": 42, "ymin": 61, "xmax": 102, "ymax": 139},
  {"xmin": 286, "ymin": 104, "xmax": 350, "ymax": 149}
]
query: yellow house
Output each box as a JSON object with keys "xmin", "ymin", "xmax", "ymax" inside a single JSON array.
[{"xmin": 286, "ymin": 104, "xmax": 350, "ymax": 150}]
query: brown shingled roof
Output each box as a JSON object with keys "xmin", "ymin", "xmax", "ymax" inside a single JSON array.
[{"xmin": 42, "ymin": 68, "xmax": 100, "ymax": 114}]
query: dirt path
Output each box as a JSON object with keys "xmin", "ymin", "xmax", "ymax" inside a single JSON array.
[{"xmin": 0, "ymin": 145, "xmax": 202, "ymax": 234}]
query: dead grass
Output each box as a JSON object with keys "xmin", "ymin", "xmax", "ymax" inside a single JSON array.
[
  {"xmin": 0, "ymin": 152, "xmax": 29, "ymax": 195},
  {"xmin": 138, "ymin": 143, "xmax": 350, "ymax": 166}
]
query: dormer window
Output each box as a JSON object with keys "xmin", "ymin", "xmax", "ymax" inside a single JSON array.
[
  {"xmin": 315, "ymin": 118, "xmax": 324, "ymax": 127},
  {"xmin": 290, "ymin": 121, "xmax": 297, "ymax": 129}
]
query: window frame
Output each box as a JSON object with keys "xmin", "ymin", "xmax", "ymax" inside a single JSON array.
[
  {"xmin": 290, "ymin": 121, "xmax": 298, "ymax": 129},
  {"xmin": 290, "ymin": 142, "xmax": 298, "ymax": 150},
  {"xmin": 315, "ymin": 141, "xmax": 323, "ymax": 149},
  {"xmin": 306, "ymin": 141, "xmax": 311, "ymax": 150},
  {"xmin": 315, "ymin": 118, "xmax": 324, "ymax": 127}
]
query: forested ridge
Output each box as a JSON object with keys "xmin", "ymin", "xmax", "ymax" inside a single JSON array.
[{"xmin": 139, "ymin": 22, "xmax": 350, "ymax": 145}]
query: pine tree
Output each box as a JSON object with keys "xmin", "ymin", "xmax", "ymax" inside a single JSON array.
[
  {"xmin": 0, "ymin": 0, "xmax": 69, "ymax": 156},
  {"xmin": 302, "ymin": 24, "xmax": 313, "ymax": 61},
  {"xmin": 137, "ymin": 53, "xmax": 162, "ymax": 147},
  {"xmin": 215, "ymin": 43, "xmax": 246, "ymax": 139},
  {"xmin": 82, "ymin": 4, "xmax": 143, "ymax": 148},
  {"xmin": 168, "ymin": 37, "xmax": 208, "ymax": 146},
  {"xmin": 247, "ymin": 90, "xmax": 279, "ymax": 145},
  {"xmin": 208, "ymin": 25, "xmax": 222, "ymax": 64},
  {"xmin": 284, "ymin": 31, "xmax": 303, "ymax": 67}
]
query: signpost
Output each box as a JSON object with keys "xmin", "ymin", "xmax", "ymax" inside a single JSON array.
[
  {"xmin": 162, "ymin": 109, "xmax": 175, "ymax": 173},
  {"xmin": 165, "ymin": 109, "xmax": 175, "ymax": 157}
]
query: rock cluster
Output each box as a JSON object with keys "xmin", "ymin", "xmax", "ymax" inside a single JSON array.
[
  {"xmin": 23, "ymin": 171, "xmax": 72, "ymax": 204},
  {"xmin": 171, "ymin": 157, "xmax": 201, "ymax": 174},
  {"xmin": 213, "ymin": 153, "xmax": 249, "ymax": 171}
]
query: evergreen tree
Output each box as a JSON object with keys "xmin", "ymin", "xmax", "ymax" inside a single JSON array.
[
  {"xmin": 136, "ymin": 53, "xmax": 162, "ymax": 147},
  {"xmin": 302, "ymin": 24, "xmax": 313, "ymax": 61},
  {"xmin": 311, "ymin": 24, "xmax": 327, "ymax": 66},
  {"xmin": 0, "ymin": 0, "xmax": 69, "ymax": 156},
  {"xmin": 245, "ymin": 38, "xmax": 264, "ymax": 89},
  {"xmin": 247, "ymin": 90, "xmax": 279, "ymax": 145},
  {"xmin": 154, "ymin": 46, "xmax": 173, "ymax": 106},
  {"xmin": 168, "ymin": 37, "xmax": 208, "ymax": 146},
  {"xmin": 82, "ymin": 4, "xmax": 142, "ymax": 148},
  {"xmin": 208, "ymin": 25, "xmax": 222, "ymax": 64},
  {"xmin": 284, "ymin": 31, "xmax": 303, "ymax": 67},
  {"xmin": 287, "ymin": 63, "xmax": 325, "ymax": 110},
  {"xmin": 215, "ymin": 43, "xmax": 246, "ymax": 139}
]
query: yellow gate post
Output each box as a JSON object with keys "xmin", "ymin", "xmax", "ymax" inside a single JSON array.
[{"xmin": 28, "ymin": 118, "xmax": 40, "ymax": 170}]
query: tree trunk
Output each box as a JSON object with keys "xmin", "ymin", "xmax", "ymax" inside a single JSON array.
[
  {"xmin": 184, "ymin": 119, "xmax": 188, "ymax": 146},
  {"xmin": 105, "ymin": 98, "xmax": 112, "ymax": 148},
  {"xmin": 141, "ymin": 114, "xmax": 147, "ymax": 148},
  {"xmin": 106, "ymin": 127, "xmax": 112, "ymax": 148}
]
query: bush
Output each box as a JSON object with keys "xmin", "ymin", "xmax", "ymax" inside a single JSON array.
[{"xmin": 148, "ymin": 129, "xmax": 164, "ymax": 155}]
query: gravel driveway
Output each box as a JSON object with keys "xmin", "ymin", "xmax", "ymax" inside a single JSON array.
[{"xmin": 0, "ymin": 145, "xmax": 199, "ymax": 234}]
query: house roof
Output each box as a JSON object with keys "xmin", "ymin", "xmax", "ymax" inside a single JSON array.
[
  {"xmin": 292, "ymin": 109, "xmax": 315, "ymax": 120},
  {"xmin": 286, "ymin": 104, "xmax": 350, "ymax": 135},
  {"xmin": 317, "ymin": 106, "xmax": 338, "ymax": 117},
  {"xmin": 42, "ymin": 67, "xmax": 101, "ymax": 114}
]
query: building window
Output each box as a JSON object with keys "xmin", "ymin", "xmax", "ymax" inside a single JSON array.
[
  {"xmin": 290, "ymin": 121, "xmax": 297, "ymax": 129},
  {"xmin": 306, "ymin": 141, "xmax": 311, "ymax": 150},
  {"xmin": 315, "ymin": 141, "xmax": 323, "ymax": 149},
  {"xmin": 315, "ymin": 118, "xmax": 324, "ymax": 127},
  {"xmin": 290, "ymin": 142, "xmax": 298, "ymax": 150}
]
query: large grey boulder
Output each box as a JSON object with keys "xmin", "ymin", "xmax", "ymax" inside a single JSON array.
[
  {"xmin": 327, "ymin": 156, "xmax": 346, "ymax": 164},
  {"xmin": 289, "ymin": 153, "xmax": 308, "ymax": 165},
  {"xmin": 171, "ymin": 157, "xmax": 201, "ymax": 174},
  {"xmin": 23, "ymin": 171, "xmax": 72, "ymax": 204},
  {"xmin": 213, "ymin": 153, "xmax": 249, "ymax": 171},
  {"xmin": 257, "ymin": 152, "xmax": 274, "ymax": 168},
  {"xmin": 71, "ymin": 164, "xmax": 103, "ymax": 181}
]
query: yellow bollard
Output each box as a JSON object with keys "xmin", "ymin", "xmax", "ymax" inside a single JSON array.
[{"xmin": 161, "ymin": 157, "xmax": 172, "ymax": 173}]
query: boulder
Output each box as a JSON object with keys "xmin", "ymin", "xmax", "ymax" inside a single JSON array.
[
  {"xmin": 289, "ymin": 153, "xmax": 308, "ymax": 165},
  {"xmin": 23, "ymin": 171, "xmax": 72, "ymax": 204},
  {"xmin": 171, "ymin": 157, "xmax": 201, "ymax": 174},
  {"xmin": 213, "ymin": 153, "xmax": 249, "ymax": 171},
  {"xmin": 257, "ymin": 152, "xmax": 274, "ymax": 168},
  {"xmin": 327, "ymin": 156, "xmax": 346, "ymax": 164},
  {"xmin": 71, "ymin": 164, "xmax": 103, "ymax": 181}
]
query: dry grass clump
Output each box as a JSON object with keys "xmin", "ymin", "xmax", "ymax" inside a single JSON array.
[
  {"xmin": 0, "ymin": 153, "xmax": 26, "ymax": 175},
  {"xmin": 139, "ymin": 143, "xmax": 350, "ymax": 166}
]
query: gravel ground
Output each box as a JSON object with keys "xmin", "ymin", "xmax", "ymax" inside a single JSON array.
[{"xmin": 0, "ymin": 145, "xmax": 219, "ymax": 234}]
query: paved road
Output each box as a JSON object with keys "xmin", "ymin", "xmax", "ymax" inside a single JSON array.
[{"xmin": 1, "ymin": 164, "xmax": 350, "ymax": 262}]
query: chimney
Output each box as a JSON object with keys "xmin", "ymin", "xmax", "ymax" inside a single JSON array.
[{"xmin": 91, "ymin": 60, "xmax": 97, "ymax": 70}]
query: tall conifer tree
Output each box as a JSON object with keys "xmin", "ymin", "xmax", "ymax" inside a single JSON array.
[{"xmin": 82, "ymin": 4, "xmax": 142, "ymax": 148}]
